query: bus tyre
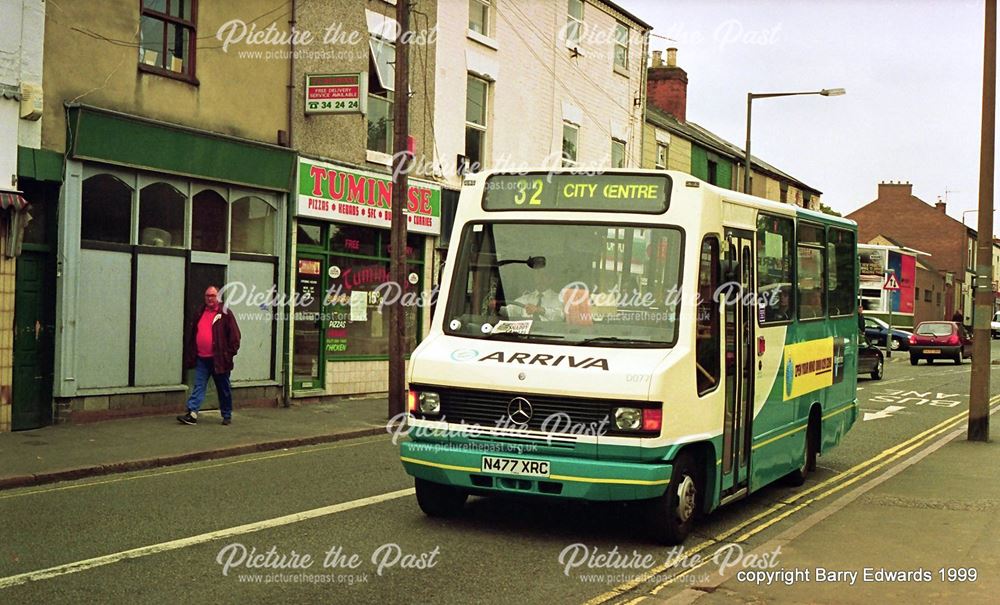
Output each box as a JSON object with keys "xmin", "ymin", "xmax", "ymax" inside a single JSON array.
[
  {"xmin": 415, "ymin": 478, "xmax": 467, "ymax": 518},
  {"xmin": 784, "ymin": 421, "xmax": 817, "ymax": 487},
  {"xmin": 648, "ymin": 452, "xmax": 702, "ymax": 545}
]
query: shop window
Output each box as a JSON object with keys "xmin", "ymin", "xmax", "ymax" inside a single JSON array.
[
  {"xmin": 466, "ymin": 75, "xmax": 489, "ymax": 171},
  {"xmin": 297, "ymin": 221, "xmax": 324, "ymax": 247},
  {"xmin": 232, "ymin": 195, "xmax": 275, "ymax": 254},
  {"xmin": 82, "ymin": 174, "xmax": 133, "ymax": 244},
  {"xmin": 139, "ymin": 182, "xmax": 185, "ymax": 247},
  {"xmin": 756, "ymin": 214, "xmax": 794, "ymax": 323},
  {"xmin": 330, "ymin": 223, "xmax": 377, "ymax": 256},
  {"xmin": 192, "ymin": 189, "xmax": 227, "ymax": 252},
  {"xmin": 325, "ymin": 256, "xmax": 420, "ymax": 357},
  {"xmin": 139, "ymin": 0, "xmax": 196, "ymax": 80}
]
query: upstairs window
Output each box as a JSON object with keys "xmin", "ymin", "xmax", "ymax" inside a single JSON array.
[
  {"xmin": 562, "ymin": 123, "xmax": 579, "ymax": 167},
  {"xmin": 469, "ymin": 0, "xmax": 492, "ymax": 36},
  {"xmin": 139, "ymin": 0, "xmax": 197, "ymax": 81},
  {"xmin": 466, "ymin": 75, "xmax": 490, "ymax": 171},
  {"xmin": 655, "ymin": 142, "xmax": 668, "ymax": 169},
  {"xmin": 367, "ymin": 35, "xmax": 395, "ymax": 154},
  {"xmin": 611, "ymin": 139, "xmax": 626, "ymax": 168},
  {"xmin": 613, "ymin": 22, "xmax": 629, "ymax": 70},
  {"xmin": 566, "ymin": 0, "xmax": 584, "ymax": 47}
]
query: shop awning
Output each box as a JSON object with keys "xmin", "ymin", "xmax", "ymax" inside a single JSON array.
[{"xmin": 0, "ymin": 191, "xmax": 29, "ymax": 211}]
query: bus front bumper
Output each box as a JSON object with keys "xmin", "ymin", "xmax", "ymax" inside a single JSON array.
[{"xmin": 399, "ymin": 440, "xmax": 672, "ymax": 501}]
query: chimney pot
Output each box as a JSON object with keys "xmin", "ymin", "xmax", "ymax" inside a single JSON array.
[
  {"xmin": 651, "ymin": 50, "xmax": 662, "ymax": 67},
  {"xmin": 666, "ymin": 47, "xmax": 678, "ymax": 67}
]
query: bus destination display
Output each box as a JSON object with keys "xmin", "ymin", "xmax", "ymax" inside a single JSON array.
[{"xmin": 482, "ymin": 173, "xmax": 671, "ymax": 213}]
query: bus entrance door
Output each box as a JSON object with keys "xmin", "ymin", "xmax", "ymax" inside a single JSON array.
[{"xmin": 720, "ymin": 230, "xmax": 755, "ymax": 500}]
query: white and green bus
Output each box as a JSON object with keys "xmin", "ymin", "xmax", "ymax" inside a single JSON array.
[{"xmin": 400, "ymin": 169, "xmax": 858, "ymax": 544}]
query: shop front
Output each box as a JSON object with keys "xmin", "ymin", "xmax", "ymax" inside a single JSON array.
[
  {"xmin": 292, "ymin": 156, "xmax": 440, "ymax": 398},
  {"xmin": 54, "ymin": 106, "xmax": 294, "ymax": 420}
]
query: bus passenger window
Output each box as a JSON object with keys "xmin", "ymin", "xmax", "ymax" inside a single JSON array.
[
  {"xmin": 797, "ymin": 224, "xmax": 826, "ymax": 320},
  {"xmin": 696, "ymin": 237, "xmax": 720, "ymax": 395},
  {"xmin": 756, "ymin": 215, "xmax": 794, "ymax": 323}
]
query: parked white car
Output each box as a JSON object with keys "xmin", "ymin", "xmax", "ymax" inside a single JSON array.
[{"xmin": 991, "ymin": 312, "xmax": 1000, "ymax": 339}]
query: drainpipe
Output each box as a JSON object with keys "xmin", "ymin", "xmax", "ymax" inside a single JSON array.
[
  {"xmin": 280, "ymin": 0, "xmax": 296, "ymax": 405},
  {"xmin": 287, "ymin": 0, "xmax": 296, "ymax": 148}
]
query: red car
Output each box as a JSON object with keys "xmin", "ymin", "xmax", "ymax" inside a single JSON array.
[{"xmin": 908, "ymin": 321, "xmax": 973, "ymax": 365}]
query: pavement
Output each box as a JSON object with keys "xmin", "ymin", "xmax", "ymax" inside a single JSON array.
[
  {"xmin": 0, "ymin": 397, "xmax": 392, "ymax": 490},
  {"xmin": 647, "ymin": 430, "xmax": 1000, "ymax": 604}
]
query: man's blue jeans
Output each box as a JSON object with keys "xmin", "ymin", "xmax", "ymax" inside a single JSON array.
[{"xmin": 186, "ymin": 356, "xmax": 233, "ymax": 419}]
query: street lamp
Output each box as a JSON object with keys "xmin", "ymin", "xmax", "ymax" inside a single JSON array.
[{"xmin": 743, "ymin": 88, "xmax": 846, "ymax": 195}]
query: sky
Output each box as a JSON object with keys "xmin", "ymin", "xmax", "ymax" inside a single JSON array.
[{"xmin": 623, "ymin": 0, "xmax": 991, "ymax": 232}]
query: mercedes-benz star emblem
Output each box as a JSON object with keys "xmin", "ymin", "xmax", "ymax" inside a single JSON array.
[{"xmin": 506, "ymin": 397, "xmax": 533, "ymax": 426}]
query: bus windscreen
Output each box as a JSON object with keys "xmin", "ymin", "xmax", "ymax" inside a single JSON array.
[{"xmin": 482, "ymin": 173, "xmax": 671, "ymax": 213}]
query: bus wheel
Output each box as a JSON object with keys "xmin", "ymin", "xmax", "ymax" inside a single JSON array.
[
  {"xmin": 648, "ymin": 451, "xmax": 702, "ymax": 545},
  {"xmin": 415, "ymin": 478, "xmax": 467, "ymax": 517},
  {"xmin": 785, "ymin": 419, "xmax": 817, "ymax": 487}
]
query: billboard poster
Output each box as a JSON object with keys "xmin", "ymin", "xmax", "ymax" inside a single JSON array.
[{"xmin": 887, "ymin": 251, "xmax": 915, "ymax": 314}]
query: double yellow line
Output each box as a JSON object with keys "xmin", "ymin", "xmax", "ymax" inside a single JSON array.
[{"xmin": 585, "ymin": 395, "xmax": 1000, "ymax": 605}]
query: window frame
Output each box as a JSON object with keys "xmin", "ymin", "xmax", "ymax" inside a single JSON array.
[
  {"xmin": 366, "ymin": 35, "xmax": 396, "ymax": 155},
  {"xmin": 756, "ymin": 213, "xmax": 795, "ymax": 326},
  {"xmin": 468, "ymin": 0, "xmax": 492, "ymax": 36},
  {"xmin": 611, "ymin": 138, "xmax": 626, "ymax": 168},
  {"xmin": 655, "ymin": 142, "xmax": 668, "ymax": 170},
  {"xmin": 826, "ymin": 226, "xmax": 855, "ymax": 318},
  {"xmin": 466, "ymin": 74, "xmax": 490, "ymax": 170},
  {"xmin": 561, "ymin": 122, "xmax": 579, "ymax": 167},
  {"xmin": 696, "ymin": 235, "xmax": 721, "ymax": 396},
  {"xmin": 566, "ymin": 0, "xmax": 584, "ymax": 47},
  {"xmin": 138, "ymin": 0, "xmax": 199, "ymax": 84},
  {"xmin": 613, "ymin": 21, "xmax": 629, "ymax": 71},
  {"xmin": 796, "ymin": 221, "xmax": 827, "ymax": 321}
]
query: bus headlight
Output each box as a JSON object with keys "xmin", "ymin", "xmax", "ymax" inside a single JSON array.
[
  {"xmin": 614, "ymin": 407, "xmax": 642, "ymax": 430},
  {"xmin": 418, "ymin": 391, "xmax": 441, "ymax": 415}
]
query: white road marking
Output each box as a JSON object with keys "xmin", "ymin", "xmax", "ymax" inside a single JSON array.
[{"xmin": 0, "ymin": 488, "xmax": 415, "ymax": 590}]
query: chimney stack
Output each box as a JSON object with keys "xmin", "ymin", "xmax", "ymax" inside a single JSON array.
[
  {"xmin": 935, "ymin": 197, "xmax": 947, "ymax": 214},
  {"xmin": 647, "ymin": 47, "xmax": 688, "ymax": 122}
]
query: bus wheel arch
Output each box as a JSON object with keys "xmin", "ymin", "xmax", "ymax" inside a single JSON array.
[
  {"xmin": 784, "ymin": 404, "xmax": 821, "ymax": 486},
  {"xmin": 647, "ymin": 446, "xmax": 709, "ymax": 545}
]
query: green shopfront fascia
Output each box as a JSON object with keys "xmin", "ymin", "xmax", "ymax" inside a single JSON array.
[
  {"xmin": 54, "ymin": 106, "xmax": 294, "ymax": 416},
  {"xmin": 292, "ymin": 157, "xmax": 440, "ymax": 395}
]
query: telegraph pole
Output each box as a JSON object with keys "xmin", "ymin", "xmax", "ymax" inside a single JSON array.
[
  {"xmin": 388, "ymin": 0, "xmax": 410, "ymax": 419},
  {"xmin": 970, "ymin": 0, "xmax": 995, "ymax": 441}
]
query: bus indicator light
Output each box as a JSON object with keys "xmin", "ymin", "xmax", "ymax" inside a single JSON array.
[
  {"xmin": 642, "ymin": 409, "xmax": 662, "ymax": 432},
  {"xmin": 407, "ymin": 390, "xmax": 418, "ymax": 414}
]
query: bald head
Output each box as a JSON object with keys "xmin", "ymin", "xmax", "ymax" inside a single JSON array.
[{"xmin": 205, "ymin": 286, "xmax": 219, "ymax": 310}]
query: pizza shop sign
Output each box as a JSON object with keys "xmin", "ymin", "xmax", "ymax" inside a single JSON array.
[{"xmin": 297, "ymin": 158, "xmax": 442, "ymax": 235}]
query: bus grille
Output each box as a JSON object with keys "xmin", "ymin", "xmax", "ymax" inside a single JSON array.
[{"xmin": 429, "ymin": 386, "xmax": 643, "ymax": 434}]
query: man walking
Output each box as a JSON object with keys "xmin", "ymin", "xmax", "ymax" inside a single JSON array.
[{"xmin": 178, "ymin": 286, "xmax": 241, "ymax": 425}]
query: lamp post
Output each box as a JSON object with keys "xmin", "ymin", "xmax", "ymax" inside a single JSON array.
[{"xmin": 743, "ymin": 88, "xmax": 846, "ymax": 195}]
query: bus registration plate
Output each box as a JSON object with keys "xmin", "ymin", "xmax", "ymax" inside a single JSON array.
[{"xmin": 481, "ymin": 456, "xmax": 550, "ymax": 478}]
